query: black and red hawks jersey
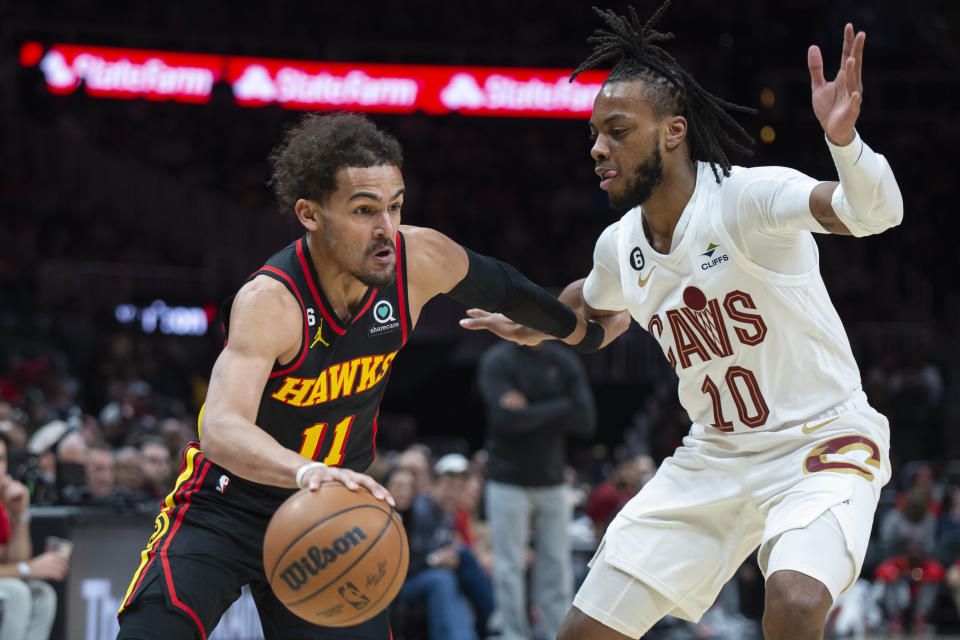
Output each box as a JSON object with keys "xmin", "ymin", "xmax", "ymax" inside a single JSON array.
[{"xmin": 218, "ymin": 231, "xmax": 412, "ymax": 503}]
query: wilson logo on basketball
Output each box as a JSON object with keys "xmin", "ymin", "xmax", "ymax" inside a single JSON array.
[{"xmin": 279, "ymin": 526, "xmax": 369, "ymax": 591}]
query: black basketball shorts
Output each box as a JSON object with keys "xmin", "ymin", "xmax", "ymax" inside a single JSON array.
[{"xmin": 116, "ymin": 443, "xmax": 390, "ymax": 640}]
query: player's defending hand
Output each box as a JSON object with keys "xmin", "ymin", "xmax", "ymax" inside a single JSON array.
[
  {"xmin": 301, "ymin": 465, "xmax": 395, "ymax": 508},
  {"xmin": 808, "ymin": 23, "xmax": 864, "ymax": 146},
  {"xmin": 460, "ymin": 308, "xmax": 631, "ymax": 349}
]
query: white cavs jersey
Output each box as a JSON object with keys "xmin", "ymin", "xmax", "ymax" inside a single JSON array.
[
  {"xmin": 577, "ymin": 162, "xmax": 892, "ymax": 626},
  {"xmin": 584, "ymin": 162, "xmax": 864, "ymax": 436}
]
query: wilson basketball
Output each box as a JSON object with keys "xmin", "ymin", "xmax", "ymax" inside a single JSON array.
[{"xmin": 263, "ymin": 481, "xmax": 409, "ymax": 627}]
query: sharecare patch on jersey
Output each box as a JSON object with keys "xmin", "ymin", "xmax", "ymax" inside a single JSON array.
[{"xmin": 271, "ymin": 351, "xmax": 399, "ymax": 407}]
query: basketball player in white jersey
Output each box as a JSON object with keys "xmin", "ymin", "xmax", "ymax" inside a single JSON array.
[{"xmin": 461, "ymin": 3, "xmax": 903, "ymax": 639}]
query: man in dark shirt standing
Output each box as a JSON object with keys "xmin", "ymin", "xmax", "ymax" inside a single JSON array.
[{"xmin": 477, "ymin": 342, "xmax": 597, "ymax": 640}]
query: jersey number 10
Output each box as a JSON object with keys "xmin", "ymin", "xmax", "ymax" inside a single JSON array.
[{"xmin": 701, "ymin": 365, "xmax": 770, "ymax": 431}]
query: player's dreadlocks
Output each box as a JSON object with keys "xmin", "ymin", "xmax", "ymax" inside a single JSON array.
[{"xmin": 571, "ymin": 1, "xmax": 755, "ymax": 181}]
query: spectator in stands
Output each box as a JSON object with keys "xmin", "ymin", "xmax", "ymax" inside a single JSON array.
[
  {"xmin": 157, "ymin": 417, "xmax": 193, "ymax": 463},
  {"xmin": 0, "ymin": 431, "xmax": 68, "ymax": 640},
  {"xmin": 584, "ymin": 456, "xmax": 647, "ymax": 538},
  {"xmin": 880, "ymin": 481, "xmax": 939, "ymax": 559},
  {"xmin": 874, "ymin": 537, "xmax": 943, "ymax": 636},
  {"xmin": 395, "ymin": 453, "xmax": 494, "ymax": 640},
  {"xmin": 113, "ymin": 446, "xmax": 144, "ymax": 495},
  {"xmin": 384, "ymin": 465, "xmax": 417, "ymax": 518},
  {"xmin": 85, "ymin": 441, "xmax": 115, "ymax": 500},
  {"xmin": 396, "ymin": 444, "xmax": 433, "ymax": 496},
  {"xmin": 476, "ymin": 340, "xmax": 596, "ymax": 640},
  {"xmin": 137, "ymin": 436, "xmax": 171, "ymax": 500},
  {"xmin": 53, "ymin": 429, "xmax": 88, "ymax": 504},
  {"xmin": 15, "ymin": 421, "xmax": 67, "ymax": 505},
  {"xmin": 55, "ymin": 429, "xmax": 86, "ymax": 464}
]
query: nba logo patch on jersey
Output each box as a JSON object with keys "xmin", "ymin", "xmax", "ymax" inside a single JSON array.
[
  {"xmin": 216, "ymin": 474, "xmax": 230, "ymax": 494},
  {"xmin": 368, "ymin": 300, "xmax": 401, "ymax": 337}
]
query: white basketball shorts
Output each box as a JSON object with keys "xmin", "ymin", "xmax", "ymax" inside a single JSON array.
[{"xmin": 573, "ymin": 393, "xmax": 890, "ymax": 635}]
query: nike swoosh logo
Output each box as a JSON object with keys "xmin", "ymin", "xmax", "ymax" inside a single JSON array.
[
  {"xmin": 802, "ymin": 416, "xmax": 840, "ymax": 434},
  {"xmin": 637, "ymin": 265, "xmax": 657, "ymax": 288}
]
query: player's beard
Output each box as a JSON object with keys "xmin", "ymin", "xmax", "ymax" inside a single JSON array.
[
  {"xmin": 609, "ymin": 145, "xmax": 664, "ymax": 213},
  {"xmin": 321, "ymin": 225, "xmax": 397, "ymax": 289},
  {"xmin": 356, "ymin": 238, "xmax": 397, "ymax": 288}
]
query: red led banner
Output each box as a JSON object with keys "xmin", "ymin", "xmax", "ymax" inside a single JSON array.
[{"xmin": 24, "ymin": 42, "xmax": 607, "ymax": 118}]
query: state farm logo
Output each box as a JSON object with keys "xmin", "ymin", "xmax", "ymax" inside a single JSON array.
[
  {"xmin": 439, "ymin": 74, "xmax": 486, "ymax": 109},
  {"xmin": 232, "ymin": 64, "xmax": 276, "ymax": 101},
  {"xmin": 438, "ymin": 72, "xmax": 602, "ymax": 113},
  {"xmin": 231, "ymin": 65, "xmax": 418, "ymax": 108},
  {"xmin": 38, "ymin": 50, "xmax": 216, "ymax": 97}
]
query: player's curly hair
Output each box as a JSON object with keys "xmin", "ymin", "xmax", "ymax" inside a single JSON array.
[
  {"xmin": 571, "ymin": 1, "xmax": 755, "ymax": 181},
  {"xmin": 269, "ymin": 112, "xmax": 403, "ymax": 211}
]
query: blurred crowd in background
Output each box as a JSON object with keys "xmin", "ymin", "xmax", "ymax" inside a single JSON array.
[{"xmin": 1, "ymin": 0, "xmax": 959, "ymax": 638}]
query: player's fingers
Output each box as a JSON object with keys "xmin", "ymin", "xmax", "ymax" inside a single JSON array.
[
  {"xmin": 840, "ymin": 23, "xmax": 854, "ymax": 68},
  {"xmin": 464, "ymin": 308, "xmax": 490, "ymax": 318},
  {"xmin": 853, "ymin": 31, "xmax": 865, "ymax": 91},
  {"xmin": 337, "ymin": 470, "xmax": 361, "ymax": 491},
  {"xmin": 354, "ymin": 474, "xmax": 395, "ymax": 507},
  {"xmin": 844, "ymin": 56, "xmax": 857, "ymax": 95},
  {"xmin": 807, "ymin": 45, "xmax": 825, "ymax": 89}
]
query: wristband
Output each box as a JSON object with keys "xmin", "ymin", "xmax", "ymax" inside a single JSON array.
[
  {"xmin": 17, "ymin": 512, "xmax": 31, "ymax": 525},
  {"xmin": 825, "ymin": 130, "xmax": 903, "ymax": 237},
  {"xmin": 17, "ymin": 561, "xmax": 30, "ymax": 579},
  {"xmin": 296, "ymin": 462, "xmax": 327, "ymax": 489},
  {"xmin": 574, "ymin": 321, "xmax": 604, "ymax": 353}
]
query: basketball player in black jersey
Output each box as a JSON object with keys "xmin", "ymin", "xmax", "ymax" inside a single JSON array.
[{"xmin": 115, "ymin": 113, "xmax": 630, "ymax": 640}]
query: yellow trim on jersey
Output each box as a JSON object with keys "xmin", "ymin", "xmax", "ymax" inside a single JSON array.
[
  {"xmin": 118, "ymin": 446, "xmax": 200, "ymax": 614},
  {"xmin": 196, "ymin": 402, "xmax": 205, "ymax": 440}
]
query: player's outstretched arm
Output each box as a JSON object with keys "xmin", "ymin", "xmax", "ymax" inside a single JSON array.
[
  {"xmin": 806, "ymin": 23, "xmax": 903, "ymax": 237},
  {"xmin": 403, "ymin": 225, "xmax": 617, "ymax": 351},
  {"xmin": 200, "ymin": 277, "xmax": 392, "ymax": 504},
  {"xmin": 460, "ymin": 278, "xmax": 631, "ymax": 350}
]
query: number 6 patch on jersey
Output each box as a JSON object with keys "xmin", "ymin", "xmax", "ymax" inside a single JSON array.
[{"xmin": 802, "ymin": 435, "xmax": 882, "ymax": 482}]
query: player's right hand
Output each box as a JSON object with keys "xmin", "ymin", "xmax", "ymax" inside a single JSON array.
[
  {"xmin": 302, "ymin": 465, "xmax": 396, "ymax": 508},
  {"xmin": 29, "ymin": 552, "xmax": 70, "ymax": 581}
]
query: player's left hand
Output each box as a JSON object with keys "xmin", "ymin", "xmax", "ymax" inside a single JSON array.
[
  {"xmin": 459, "ymin": 309, "xmax": 549, "ymax": 346},
  {"xmin": 808, "ymin": 23, "xmax": 864, "ymax": 146},
  {"xmin": 302, "ymin": 465, "xmax": 396, "ymax": 508}
]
